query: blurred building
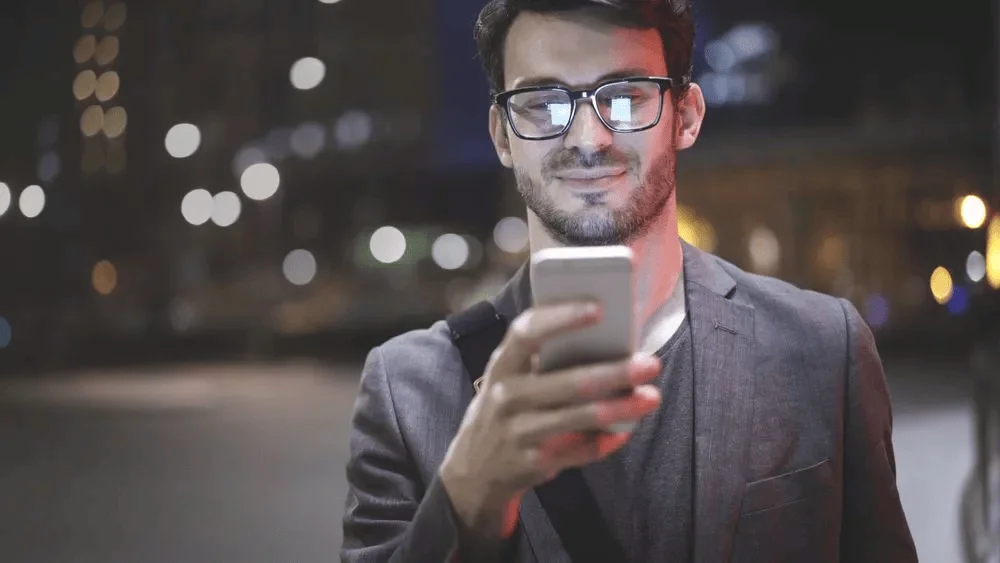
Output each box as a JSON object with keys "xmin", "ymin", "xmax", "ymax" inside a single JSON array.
[{"xmin": 0, "ymin": 0, "xmax": 995, "ymax": 371}]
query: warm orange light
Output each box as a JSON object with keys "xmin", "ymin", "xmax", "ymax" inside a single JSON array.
[
  {"xmin": 92, "ymin": 260, "xmax": 118, "ymax": 295},
  {"xmin": 95, "ymin": 36, "xmax": 119, "ymax": 65},
  {"xmin": 80, "ymin": 105, "xmax": 104, "ymax": 137},
  {"xmin": 95, "ymin": 71, "xmax": 120, "ymax": 102},
  {"xmin": 102, "ymin": 106, "xmax": 127, "ymax": 139},
  {"xmin": 73, "ymin": 35, "xmax": 97, "ymax": 64},
  {"xmin": 930, "ymin": 266, "xmax": 954, "ymax": 305},
  {"xmin": 987, "ymin": 213, "xmax": 1000, "ymax": 290},
  {"xmin": 957, "ymin": 195, "xmax": 988, "ymax": 229},
  {"xmin": 81, "ymin": 1, "xmax": 104, "ymax": 28},
  {"xmin": 73, "ymin": 70, "xmax": 97, "ymax": 101},
  {"xmin": 103, "ymin": 3, "xmax": 126, "ymax": 31},
  {"xmin": 677, "ymin": 205, "xmax": 717, "ymax": 253}
]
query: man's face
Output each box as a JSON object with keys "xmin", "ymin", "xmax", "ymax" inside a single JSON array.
[{"xmin": 489, "ymin": 10, "xmax": 704, "ymax": 246}]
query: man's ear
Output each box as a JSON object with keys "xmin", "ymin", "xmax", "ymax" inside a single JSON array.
[
  {"xmin": 489, "ymin": 105, "xmax": 514, "ymax": 168},
  {"xmin": 674, "ymin": 83, "xmax": 706, "ymax": 151}
]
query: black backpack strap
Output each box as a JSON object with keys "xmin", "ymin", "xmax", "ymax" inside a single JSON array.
[
  {"xmin": 447, "ymin": 300, "xmax": 508, "ymax": 393},
  {"xmin": 446, "ymin": 301, "xmax": 628, "ymax": 563}
]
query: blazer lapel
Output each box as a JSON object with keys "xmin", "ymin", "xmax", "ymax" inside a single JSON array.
[{"xmin": 684, "ymin": 244, "xmax": 757, "ymax": 563}]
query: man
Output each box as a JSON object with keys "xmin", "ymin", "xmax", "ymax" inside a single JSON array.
[{"xmin": 341, "ymin": 0, "xmax": 918, "ymax": 561}]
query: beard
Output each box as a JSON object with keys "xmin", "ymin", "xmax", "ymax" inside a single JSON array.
[{"xmin": 513, "ymin": 144, "xmax": 676, "ymax": 247}]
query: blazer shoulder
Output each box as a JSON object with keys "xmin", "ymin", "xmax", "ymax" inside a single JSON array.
[
  {"xmin": 377, "ymin": 320, "xmax": 461, "ymax": 371},
  {"xmin": 714, "ymin": 256, "xmax": 853, "ymax": 354},
  {"xmin": 374, "ymin": 319, "xmax": 472, "ymax": 405},
  {"xmin": 361, "ymin": 320, "xmax": 474, "ymax": 485}
]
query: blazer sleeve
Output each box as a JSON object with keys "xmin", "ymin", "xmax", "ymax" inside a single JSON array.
[
  {"xmin": 837, "ymin": 299, "xmax": 918, "ymax": 562},
  {"xmin": 340, "ymin": 346, "xmax": 515, "ymax": 563}
]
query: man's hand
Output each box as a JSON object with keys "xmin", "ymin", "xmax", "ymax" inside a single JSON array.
[{"xmin": 439, "ymin": 301, "xmax": 662, "ymax": 540}]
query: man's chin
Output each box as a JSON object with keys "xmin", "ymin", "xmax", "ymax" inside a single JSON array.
[{"xmin": 547, "ymin": 219, "xmax": 625, "ymax": 246}]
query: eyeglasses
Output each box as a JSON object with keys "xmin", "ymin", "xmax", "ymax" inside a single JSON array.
[{"xmin": 493, "ymin": 76, "xmax": 687, "ymax": 141}]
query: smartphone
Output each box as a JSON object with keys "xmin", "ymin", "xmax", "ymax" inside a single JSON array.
[{"xmin": 530, "ymin": 246, "xmax": 637, "ymax": 432}]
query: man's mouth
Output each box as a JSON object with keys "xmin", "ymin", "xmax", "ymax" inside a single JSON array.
[{"xmin": 554, "ymin": 168, "xmax": 628, "ymax": 181}]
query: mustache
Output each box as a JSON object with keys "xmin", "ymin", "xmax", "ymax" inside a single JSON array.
[{"xmin": 542, "ymin": 149, "xmax": 637, "ymax": 179}]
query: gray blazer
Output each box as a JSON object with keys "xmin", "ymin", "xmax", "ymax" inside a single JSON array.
[{"xmin": 341, "ymin": 243, "xmax": 918, "ymax": 563}]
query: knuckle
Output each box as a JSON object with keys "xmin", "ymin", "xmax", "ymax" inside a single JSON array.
[
  {"xmin": 507, "ymin": 314, "xmax": 535, "ymax": 347},
  {"xmin": 523, "ymin": 447, "xmax": 545, "ymax": 474},
  {"xmin": 507, "ymin": 417, "xmax": 532, "ymax": 446},
  {"xmin": 489, "ymin": 381, "xmax": 512, "ymax": 408}
]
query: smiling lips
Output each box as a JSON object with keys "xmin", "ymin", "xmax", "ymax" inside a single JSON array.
[
  {"xmin": 555, "ymin": 168, "xmax": 628, "ymax": 190},
  {"xmin": 556, "ymin": 168, "xmax": 627, "ymax": 180}
]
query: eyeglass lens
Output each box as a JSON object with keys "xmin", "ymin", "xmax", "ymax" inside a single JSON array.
[{"xmin": 506, "ymin": 81, "xmax": 662, "ymax": 138}]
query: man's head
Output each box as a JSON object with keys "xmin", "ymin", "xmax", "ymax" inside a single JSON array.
[{"xmin": 475, "ymin": 0, "xmax": 705, "ymax": 246}]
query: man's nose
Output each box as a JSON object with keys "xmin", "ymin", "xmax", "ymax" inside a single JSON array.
[{"xmin": 562, "ymin": 102, "xmax": 613, "ymax": 153}]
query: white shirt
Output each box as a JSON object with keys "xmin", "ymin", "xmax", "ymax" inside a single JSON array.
[{"xmin": 637, "ymin": 270, "xmax": 687, "ymax": 356}]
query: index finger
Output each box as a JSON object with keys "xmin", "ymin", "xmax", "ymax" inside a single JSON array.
[{"xmin": 489, "ymin": 301, "xmax": 601, "ymax": 378}]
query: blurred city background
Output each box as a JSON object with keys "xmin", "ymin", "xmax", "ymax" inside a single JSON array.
[{"xmin": 0, "ymin": 0, "xmax": 997, "ymax": 561}]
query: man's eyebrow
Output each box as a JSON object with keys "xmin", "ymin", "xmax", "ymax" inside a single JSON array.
[{"xmin": 510, "ymin": 69, "xmax": 652, "ymax": 90}]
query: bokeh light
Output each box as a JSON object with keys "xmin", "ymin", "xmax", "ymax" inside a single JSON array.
[
  {"xmin": 240, "ymin": 163, "xmax": 281, "ymax": 201},
  {"xmin": 103, "ymin": 2, "xmax": 126, "ymax": 31},
  {"xmin": 81, "ymin": 1, "xmax": 104, "ymax": 28},
  {"xmin": 817, "ymin": 234, "xmax": 848, "ymax": 272},
  {"xmin": 866, "ymin": 293, "xmax": 890, "ymax": 328},
  {"xmin": 0, "ymin": 183, "xmax": 11, "ymax": 218},
  {"xmin": 95, "ymin": 71, "xmax": 120, "ymax": 102},
  {"xmin": 290, "ymin": 122, "xmax": 327, "ymax": 159},
  {"xmin": 289, "ymin": 57, "xmax": 326, "ymax": 91},
  {"xmin": 493, "ymin": 217, "xmax": 529, "ymax": 254},
  {"xmin": 210, "ymin": 191, "xmax": 242, "ymax": 227},
  {"xmin": 370, "ymin": 226, "xmax": 407, "ymax": 264},
  {"xmin": 92, "ymin": 260, "xmax": 118, "ymax": 295},
  {"xmin": 80, "ymin": 105, "xmax": 104, "ymax": 137},
  {"xmin": 95, "ymin": 36, "xmax": 119, "ymax": 65},
  {"xmin": 987, "ymin": 214, "xmax": 1000, "ymax": 289},
  {"xmin": 38, "ymin": 152, "xmax": 61, "ymax": 183},
  {"xmin": 18, "ymin": 185, "xmax": 45, "ymax": 219},
  {"xmin": 946, "ymin": 285, "xmax": 970, "ymax": 315},
  {"xmin": 966, "ymin": 250, "xmax": 986, "ymax": 283},
  {"xmin": 283, "ymin": 250, "xmax": 318, "ymax": 286},
  {"xmin": 73, "ymin": 70, "xmax": 97, "ymax": 101},
  {"xmin": 102, "ymin": 106, "xmax": 127, "ymax": 139},
  {"xmin": 181, "ymin": 189, "xmax": 213, "ymax": 226},
  {"xmin": 165, "ymin": 123, "xmax": 202, "ymax": 159},
  {"xmin": 929, "ymin": 266, "xmax": 954, "ymax": 305},
  {"xmin": 957, "ymin": 195, "xmax": 988, "ymax": 229},
  {"xmin": 335, "ymin": 110, "xmax": 373, "ymax": 150},
  {"xmin": 432, "ymin": 234, "xmax": 470, "ymax": 270},
  {"xmin": 677, "ymin": 206, "xmax": 718, "ymax": 253},
  {"xmin": 74, "ymin": 35, "xmax": 97, "ymax": 64},
  {"xmin": 747, "ymin": 226, "xmax": 780, "ymax": 275}
]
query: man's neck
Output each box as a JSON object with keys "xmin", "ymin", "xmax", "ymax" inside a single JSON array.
[{"xmin": 526, "ymin": 202, "xmax": 684, "ymax": 350}]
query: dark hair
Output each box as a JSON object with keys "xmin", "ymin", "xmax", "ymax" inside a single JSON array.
[{"xmin": 474, "ymin": 0, "xmax": 695, "ymax": 95}]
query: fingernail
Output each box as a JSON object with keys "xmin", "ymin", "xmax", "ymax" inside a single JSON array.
[
  {"xmin": 632, "ymin": 354, "xmax": 660, "ymax": 369},
  {"xmin": 628, "ymin": 356, "xmax": 661, "ymax": 384},
  {"xmin": 637, "ymin": 386, "xmax": 662, "ymax": 404}
]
